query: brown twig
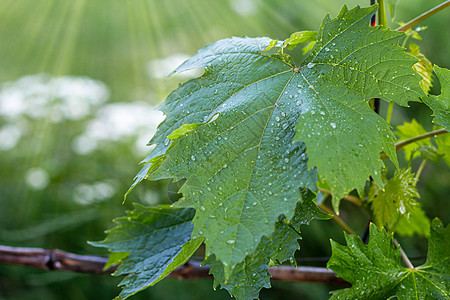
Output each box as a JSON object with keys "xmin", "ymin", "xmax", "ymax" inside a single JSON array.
[
  {"xmin": 392, "ymin": 239, "xmax": 415, "ymax": 269},
  {"xmin": 319, "ymin": 205, "xmax": 356, "ymax": 235},
  {"xmin": 0, "ymin": 245, "xmax": 349, "ymax": 286},
  {"xmin": 395, "ymin": 129, "xmax": 447, "ymax": 151},
  {"xmin": 396, "ymin": 0, "xmax": 450, "ymax": 32}
]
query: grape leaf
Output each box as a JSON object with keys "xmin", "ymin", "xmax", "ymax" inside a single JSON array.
[
  {"xmin": 145, "ymin": 37, "xmax": 320, "ymax": 274},
  {"xmin": 130, "ymin": 4, "xmax": 422, "ymax": 275},
  {"xmin": 394, "ymin": 204, "xmax": 430, "ymax": 237},
  {"xmin": 292, "ymin": 4, "xmax": 423, "ymax": 210},
  {"xmin": 422, "ymin": 66, "xmax": 450, "ymax": 131},
  {"xmin": 328, "ymin": 219, "xmax": 450, "ymax": 299},
  {"xmin": 90, "ymin": 205, "xmax": 201, "ymax": 299},
  {"xmin": 367, "ymin": 167, "xmax": 427, "ymax": 235},
  {"xmin": 204, "ymin": 192, "xmax": 330, "ymax": 300}
]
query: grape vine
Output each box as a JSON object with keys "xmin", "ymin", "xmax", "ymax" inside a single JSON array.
[{"xmin": 94, "ymin": 2, "xmax": 450, "ymax": 299}]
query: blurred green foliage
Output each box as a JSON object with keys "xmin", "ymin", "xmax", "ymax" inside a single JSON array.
[{"xmin": 0, "ymin": 0, "xmax": 448, "ymax": 299}]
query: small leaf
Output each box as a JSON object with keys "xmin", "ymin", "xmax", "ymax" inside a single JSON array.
[
  {"xmin": 282, "ymin": 31, "xmax": 317, "ymax": 50},
  {"xmin": 328, "ymin": 219, "xmax": 450, "ymax": 299},
  {"xmin": 368, "ymin": 168, "xmax": 425, "ymax": 235},
  {"xmin": 409, "ymin": 43, "xmax": 434, "ymax": 94},
  {"xmin": 422, "ymin": 66, "xmax": 450, "ymax": 131},
  {"xmin": 90, "ymin": 205, "xmax": 200, "ymax": 299},
  {"xmin": 263, "ymin": 39, "xmax": 279, "ymax": 52}
]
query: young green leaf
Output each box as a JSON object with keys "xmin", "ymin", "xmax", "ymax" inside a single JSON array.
[
  {"xmin": 367, "ymin": 167, "xmax": 429, "ymax": 236},
  {"xmin": 422, "ymin": 66, "xmax": 450, "ymax": 131},
  {"xmin": 89, "ymin": 205, "xmax": 200, "ymax": 299},
  {"xmin": 409, "ymin": 43, "xmax": 434, "ymax": 94},
  {"xmin": 204, "ymin": 193, "xmax": 330, "ymax": 300},
  {"xmin": 328, "ymin": 219, "xmax": 449, "ymax": 299},
  {"xmin": 282, "ymin": 31, "xmax": 317, "ymax": 50}
]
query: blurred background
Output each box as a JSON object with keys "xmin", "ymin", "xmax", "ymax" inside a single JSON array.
[{"xmin": 0, "ymin": 0, "xmax": 448, "ymax": 299}]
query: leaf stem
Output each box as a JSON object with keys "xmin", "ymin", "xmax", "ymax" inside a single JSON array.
[
  {"xmin": 415, "ymin": 159, "xmax": 427, "ymax": 180},
  {"xmin": 396, "ymin": 0, "xmax": 450, "ymax": 32},
  {"xmin": 393, "ymin": 239, "xmax": 414, "ymax": 269},
  {"xmin": 377, "ymin": 0, "xmax": 388, "ymax": 28},
  {"xmin": 319, "ymin": 204, "xmax": 356, "ymax": 235},
  {"xmin": 386, "ymin": 102, "xmax": 394, "ymax": 124},
  {"xmin": 318, "ymin": 188, "xmax": 361, "ymax": 207},
  {"xmin": 395, "ymin": 128, "xmax": 448, "ymax": 151}
]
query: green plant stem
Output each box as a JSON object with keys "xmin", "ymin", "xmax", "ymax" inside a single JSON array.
[
  {"xmin": 401, "ymin": 32, "xmax": 413, "ymax": 48},
  {"xmin": 318, "ymin": 188, "xmax": 361, "ymax": 207},
  {"xmin": 395, "ymin": 128, "xmax": 448, "ymax": 150},
  {"xmin": 393, "ymin": 239, "xmax": 414, "ymax": 269},
  {"xmin": 396, "ymin": 0, "xmax": 450, "ymax": 32},
  {"xmin": 377, "ymin": 0, "xmax": 388, "ymax": 28},
  {"xmin": 415, "ymin": 159, "xmax": 427, "ymax": 180},
  {"xmin": 319, "ymin": 204, "xmax": 356, "ymax": 235},
  {"xmin": 386, "ymin": 102, "xmax": 394, "ymax": 124}
]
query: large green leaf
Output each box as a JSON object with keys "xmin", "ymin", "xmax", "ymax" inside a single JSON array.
[
  {"xmin": 422, "ymin": 66, "xmax": 450, "ymax": 131},
  {"xmin": 131, "ymin": 4, "xmax": 422, "ymax": 274},
  {"xmin": 293, "ymin": 5, "xmax": 423, "ymax": 210},
  {"xmin": 90, "ymin": 205, "xmax": 201, "ymax": 299},
  {"xmin": 328, "ymin": 219, "xmax": 449, "ymax": 299},
  {"xmin": 148, "ymin": 38, "xmax": 319, "ymax": 274},
  {"xmin": 204, "ymin": 192, "xmax": 330, "ymax": 300}
]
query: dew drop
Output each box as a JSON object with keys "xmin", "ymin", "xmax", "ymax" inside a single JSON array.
[
  {"xmin": 307, "ymin": 62, "xmax": 316, "ymax": 69},
  {"xmin": 200, "ymin": 206, "xmax": 206, "ymax": 211},
  {"xmin": 399, "ymin": 201, "xmax": 406, "ymax": 214},
  {"xmin": 330, "ymin": 122, "xmax": 336, "ymax": 129},
  {"xmin": 191, "ymin": 155, "xmax": 196, "ymax": 161}
]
